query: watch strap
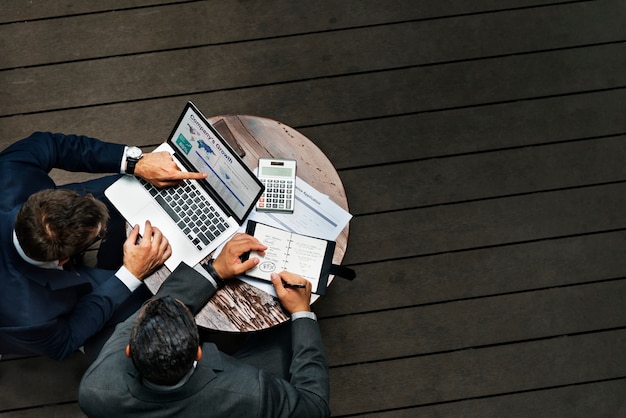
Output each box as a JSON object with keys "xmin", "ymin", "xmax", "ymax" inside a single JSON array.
[
  {"xmin": 201, "ymin": 259, "xmax": 226, "ymax": 288},
  {"xmin": 126, "ymin": 158, "xmax": 139, "ymax": 175},
  {"xmin": 125, "ymin": 147, "xmax": 143, "ymax": 175}
]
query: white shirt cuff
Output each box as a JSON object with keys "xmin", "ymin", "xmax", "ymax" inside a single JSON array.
[
  {"xmin": 193, "ymin": 263, "xmax": 219, "ymax": 288},
  {"xmin": 291, "ymin": 311, "xmax": 317, "ymax": 322},
  {"xmin": 120, "ymin": 146, "xmax": 129, "ymax": 174},
  {"xmin": 116, "ymin": 265, "xmax": 142, "ymax": 292}
]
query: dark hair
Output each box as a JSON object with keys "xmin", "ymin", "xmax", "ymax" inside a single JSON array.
[
  {"xmin": 129, "ymin": 296, "xmax": 200, "ymax": 386},
  {"xmin": 14, "ymin": 189, "xmax": 109, "ymax": 261}
]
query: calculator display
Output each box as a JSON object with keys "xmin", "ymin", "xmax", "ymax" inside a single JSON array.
[{"xmin": 261, "ymin": 166, "xmax": 293, "ymax": 177}]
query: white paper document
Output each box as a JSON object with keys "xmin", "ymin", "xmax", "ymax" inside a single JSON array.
[
  {"xmin": 248, "ymin": 176, "xmax": 352, "ymax": 241},
  {"xmin": 214, "ymin": 176, "xmax": 352, "ymax": 296}
]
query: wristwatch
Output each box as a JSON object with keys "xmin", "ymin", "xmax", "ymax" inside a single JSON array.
[
  {"xmin": 201, "ymin": 259, "xmax": 226, "ymax": 288},
  {"xmin": 125, "ymin": 146, "xmax": 143, "ymax": 175}
]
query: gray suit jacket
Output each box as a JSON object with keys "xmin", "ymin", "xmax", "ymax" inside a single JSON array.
[{"xmin": 78, "ymin": 263, "xmax": 330, "ymax": 417}]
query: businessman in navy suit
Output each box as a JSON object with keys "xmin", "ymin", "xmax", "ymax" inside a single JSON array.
[{"xmin": 0, "ymin": 131, "xmax": 206, "ymax": 360}]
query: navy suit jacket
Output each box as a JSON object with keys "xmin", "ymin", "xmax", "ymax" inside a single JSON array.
[
  {"xmin": 79, "ymin": 263, "xmax": 331, "ymax": 418},
  {"xmin": 0, "ymin": 132, "xmax": 132, "ymax": 359}
]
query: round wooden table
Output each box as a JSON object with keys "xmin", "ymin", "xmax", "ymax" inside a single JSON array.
[{"xmin": 144, "ymin": 115, "xmax": 350, "ymax": 332}]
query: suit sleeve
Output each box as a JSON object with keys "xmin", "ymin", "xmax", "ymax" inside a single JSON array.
[
  {"xmin": 262, "ymin": 318, "xmax": 331, "ymax": 417},
  {"xmin": 0, "ymin": 132, "xmax": 125, "ymax": 212},
  {"xmin": 155, "ymin": 263, "xmax": 218, "ymax": 314},
  {"xmin": 0, "ymin": 131, "xmax": 124, "ymax": 174},
  {"xmin": 78, "ymin": 302, "xmax": 138, "ymax": 416},
  {"xmin": 63, "ymin": 276, "xmax": 134, "ymax": 357},
  {"xmin": 0, "ymin": 272, "xmax": 133, "ymax": 360}
]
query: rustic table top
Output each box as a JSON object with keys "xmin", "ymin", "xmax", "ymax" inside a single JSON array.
[{"xmin": 144, "ymin": 115, "xmax": 350, "ymax": 332}]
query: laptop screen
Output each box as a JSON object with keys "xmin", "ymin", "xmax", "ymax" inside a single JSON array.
[{"xmin": 166, "ymin": 102, "xmax": 264, "ymax": 223}]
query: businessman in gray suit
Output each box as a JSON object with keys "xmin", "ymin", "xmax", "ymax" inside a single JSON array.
[{"xmin": 79, "ymin": 233, "xmax": 330, "ymax": 417}]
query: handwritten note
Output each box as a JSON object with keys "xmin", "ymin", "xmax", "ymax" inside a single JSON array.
[{"xmin": 246, "ymin": 222, "xmax": 332, "ymax": 293}]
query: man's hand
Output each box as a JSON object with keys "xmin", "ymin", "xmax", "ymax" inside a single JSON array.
[
  {"xmin": 134, "ymin": 151, "xmax": 207, "ymax": 187},
  {"xmin": 271, "ymin": 271, "xmax": 312, "ymax": 314},
  {"xmin": 212, "ymin": 233, "xmax": 268, "ymax": 280},
  {"xmin": 123, "ymin": 221, "xmax": 172, "ymax": 280}
]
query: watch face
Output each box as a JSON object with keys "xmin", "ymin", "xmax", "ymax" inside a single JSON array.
[{"xmin": 128, "ymin": 147, "xmax": 143, "ymax": 159}]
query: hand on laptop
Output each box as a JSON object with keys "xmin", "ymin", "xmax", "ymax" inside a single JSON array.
[
  {"xmin": 135, "ymin": 151, "xmax": 208, "ymax": 188},
  {"xmin": 212, "ymin": 233, "xmax": 267, "ymax": 280},
  {"xmin": 123, "ymin": 221, "xmax": 172, "ymax": 280}
]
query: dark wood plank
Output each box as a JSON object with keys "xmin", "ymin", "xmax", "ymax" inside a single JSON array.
[
  {"xmin": 320, "ymin": 280, "xmax": 626, "ymax": 366},
  {"xmin": 0, "ymin": 68, "xmax": 415, "ymax": 144},
  {"xmin": 343, "ymin": 136, "xmax": 626, "ymax": 214},
  {"xmin": 11, "ymin": 80, "xmax": 626, "ymax": 204},
  {"xmin": 0, "ymin": 0, "xmax": 562, "ymax": 25},
  {"xmin": 0, "ymin": 0, "xmax": 569, "ymax": 63},
  {"xmin": 0, "ymin": 22, "xmax": 418, "ymax": 115},
  {"xmin": 2, "ymin": 36, "xmax": 624, "ymax": 144},
  {"xmin": 345, "ymin": 182, "xmax": 626, "ymax": 264},
  {"xmin": 0, "ymin": 353, "xmax": 88, "ymax": 411},
  {"xmin": 6, "ymin": 84, "xmax": 622, "ymax": 173},
  {"xmin": 328, "ymin": 330, "xmax": 626, "ymax": 416},
  {"xmin": 0, "ymin": 0, "xmax": 422, "ymax": 68},
  {"xmin": 5, "ymin": 84, "xmax": 626, "ymax": 175},
  {"xmin": 5, "ymin": 1, "xmax": 626, "ymax": 112},
  {"xmin": 392, "ymin": 0, "xmax": 626, "ymax": 65},
  {"xmin": 304, "ymin": 88, "xmax": 626, "ymax": 169},
  {"xmin": 357, "ymin": 379, "xmax": 626, "ymax": 418},
  {"xmin": 0, "ymin": 0, "xmax": 186, "ymax": 23},
  {"xmin": 391, "ymin": 42, "xmax": 626, "ymax": 112},
  {"xmin": 2, "ymin": 37, "xmax": 624, "ymax": 140},
  {"xmin": 0, "ymin": 403, "xmax": 84, "ymax": 418},
  {"xmin": 316, "ymin": 230, "xmax": 626, "ymax": 316}
]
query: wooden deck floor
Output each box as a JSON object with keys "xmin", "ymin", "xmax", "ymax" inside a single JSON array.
[{"xmin": 2, "ymin": 0, "xmax": 626, "ymax": 416}]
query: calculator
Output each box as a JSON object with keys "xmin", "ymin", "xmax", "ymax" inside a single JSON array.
[{"xmin": 256, "ymin": 158, "xmax": 296, "ymax": 213}]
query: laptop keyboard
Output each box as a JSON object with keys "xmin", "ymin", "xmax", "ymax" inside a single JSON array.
[{"xmin": 140, "ymin": 179, "xmax": 229, "ymax": 251}]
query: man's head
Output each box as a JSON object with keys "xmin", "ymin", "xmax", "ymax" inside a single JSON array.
[
  {"xmin": 127, "ymin": 296, "xmax": 201, "ymax": 386},
  {"xmin": 15, "ymin": 189, "xmax": 109, "ymax": 262}
]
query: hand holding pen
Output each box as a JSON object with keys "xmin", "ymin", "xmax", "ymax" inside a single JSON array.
[
  {"xmin": 282, "ymin": 280, "xmax": 306, "ymax": 289},
  {"xmin": 271, "ymin": 271, "xmax": 312, "ymax": 314}
]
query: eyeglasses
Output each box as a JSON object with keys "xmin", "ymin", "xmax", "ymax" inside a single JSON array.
[
  {"xmin": 88, "ymin": 226, "xmax": 107, "ymax": 247},
  {"xmin": 74, "ymin": 224, "xmax": 107, "ymax": 257}
]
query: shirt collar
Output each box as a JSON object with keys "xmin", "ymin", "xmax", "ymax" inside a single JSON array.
[{"xmin": 13, "ymin": 229, "xmax": 62, "ymax": 270}]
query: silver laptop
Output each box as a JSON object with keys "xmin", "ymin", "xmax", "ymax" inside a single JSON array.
[{"xmin": 105, "ymin": 102, "xmax": 264, "ymax": 270}]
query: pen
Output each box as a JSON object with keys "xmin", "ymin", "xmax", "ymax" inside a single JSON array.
[{"xmin": 282, "ymin": 280, "xmax": 306, "ymax": 289}]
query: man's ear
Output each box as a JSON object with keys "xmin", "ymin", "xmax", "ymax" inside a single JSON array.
[
  {"xmin": 58, "ymin": 257, "xmax": 70, "ymax": 267},
  {"xmin": 125, "ymin": 344, "xmax": 131, "ymax": 358},
  {"xmin": 196, "ymin": 346, "xmax": 202, "ymax": 361}
]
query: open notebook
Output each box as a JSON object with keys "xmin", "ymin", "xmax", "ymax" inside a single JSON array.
[{"xmin": 242, "ymin": 221, "xmax": 335, "ymax": 294}]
